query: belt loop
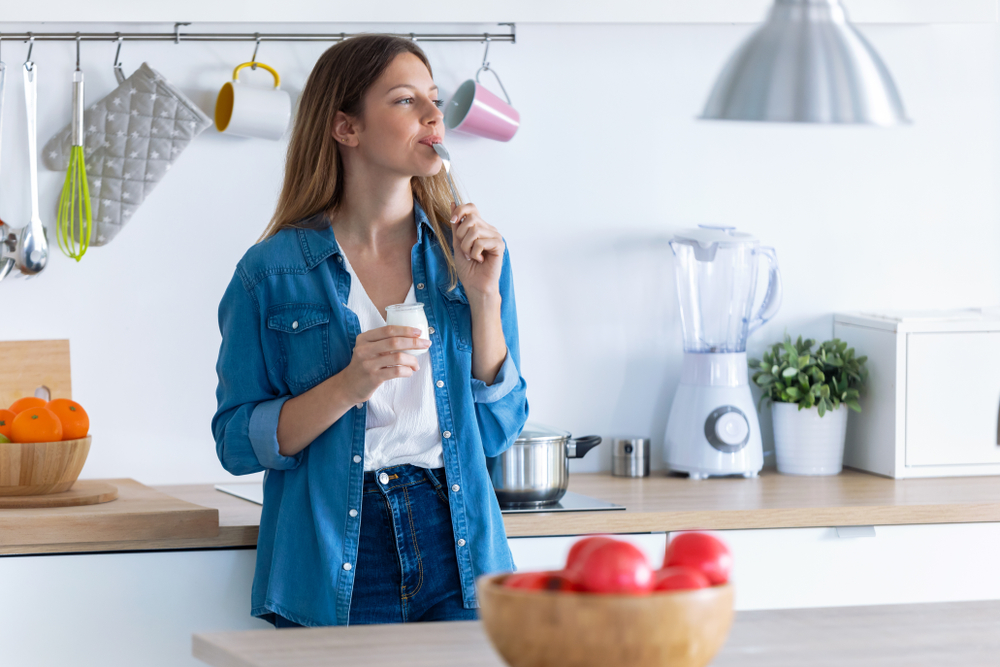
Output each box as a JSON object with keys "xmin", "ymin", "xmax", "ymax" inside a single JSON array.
[{"xmin": 423, "ymin": 467, "xmax": 444, "ymax": 491}]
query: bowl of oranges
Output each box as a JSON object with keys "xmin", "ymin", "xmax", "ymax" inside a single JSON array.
[{"xmin": 0, "ymin": 396, "xmax": 91, "ymax": 496}]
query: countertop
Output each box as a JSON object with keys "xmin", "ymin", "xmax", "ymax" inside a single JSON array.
[
  {"xmin": 192, "ymin": 599, "xmax": 1000, "ymax": 667},
  {"xmin": 6, "ymin": 469, "xmax": 1000, "ymax": 555}
]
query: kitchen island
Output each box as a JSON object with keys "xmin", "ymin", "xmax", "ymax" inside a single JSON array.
[
  {"xmin": 3, "ymin": 470, "xmax": 999, "ymax": 667},
  {"xmin": 192, "ymin": 599, "xmax": 1000, "ymax": 667}
]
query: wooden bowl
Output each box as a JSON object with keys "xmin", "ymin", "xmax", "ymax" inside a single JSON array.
[
  {"xmin": 477, "ymin": 574, "xmax": 734, "ymax": 667},
  {"xmin": 0, "ymin": 436, "xmax": 92, "ymax": 496}
]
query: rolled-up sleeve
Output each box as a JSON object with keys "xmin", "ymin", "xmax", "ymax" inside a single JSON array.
[
  {"xmin": 212, "ymin": 266, "xmax": 303, "ymax": 475},
  {"xmin": 474, "ymin": 247, "xmax": 529, "ymax": 458}
]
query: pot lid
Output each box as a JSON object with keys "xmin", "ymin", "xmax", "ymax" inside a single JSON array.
[
  {"xmin": 673, "ymin": 225, "xmax": 758, "ymax": 247},
  {"xmin": 515, "ymin": 423, "xmax": 570, "ymax": 444}
]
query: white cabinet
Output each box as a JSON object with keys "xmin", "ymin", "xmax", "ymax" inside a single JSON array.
[
  {"xmin": 834, "ymin": 312, "xmax": 1000, "ymax": 478},
  {"xmin": 906, "ymin": 332, "xmax": 1000, "ymax": 467},
  {"xmin": 511, "ymin": 522, "xmax": 1000, "ymax": 611}
]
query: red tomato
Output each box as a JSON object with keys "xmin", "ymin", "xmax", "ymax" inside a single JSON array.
[
  {"xmin": 541, "ymin": 570, "xmax": 582, "ymax": 592},
  {"xmin": 504, "ymin": 571, "xmax": 581, "ymax": 592},
  {"xmin": 653, "ymin": 566, "xmax": 710, "ymax": 591},
  {"xmin": 504, "ymin": 572, "xmax": 551, "ymax": 590},
  {"xmin": 663, "ymin": 532, "xmax": 732, "ymax": 585},
  {"xmin": 575, "ymin": 540, "xmax": 654, "ymax": 595},
  {"xmin": 565, "ymin": 536, "xmax": 616, "ymax": 573}
]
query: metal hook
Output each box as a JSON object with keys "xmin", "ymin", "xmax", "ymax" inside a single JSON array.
[
  {"xmin": 113, "ymin": 33, "xmax": 125, "ymax": 83},
  {"xmin": 24, "ymin": 33, "xmax": 34, "ymax": 70},
  {"xmin": 410, "ymin": 32, "xmax": 417, "ymax": 42},
  {"xmin": 75, "ymin": 33, "xmax": 81, "ymax": 71},
  {"xmin": 251, "ymin": 33, "xmax": 261, "ymax": 70},
  {"xmin": 475, "ymin": 34, "xmax": 511, "ymax": 105},
  {"xmin": 174, "ymin": 22, "xmax": 190, "ymax": 45}
]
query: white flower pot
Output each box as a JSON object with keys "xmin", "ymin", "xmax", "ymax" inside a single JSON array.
[{"xmin": 771, "ymin": 402, "xmax": 849, "ymax": 475}]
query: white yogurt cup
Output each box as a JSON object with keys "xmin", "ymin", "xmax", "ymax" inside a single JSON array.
[{"xmin": 385, "ymin": 303, "xmax": 430, "ymax": 356}]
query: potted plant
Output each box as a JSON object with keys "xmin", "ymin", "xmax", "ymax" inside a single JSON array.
[{"xmin": 749, "ymin": 335, "xmax": 868, "ymax": 475}]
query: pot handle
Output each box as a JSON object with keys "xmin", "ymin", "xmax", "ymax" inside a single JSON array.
[{"xmin": 566, "ymin": 436, "xmax": 602, "ymax": 459}]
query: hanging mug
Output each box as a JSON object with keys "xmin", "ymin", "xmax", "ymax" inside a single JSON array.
[
  {"xmin": 445, "ymin": 43, "xmax": 520, "ymax": 142},
  {"xmin": 215, "ymin": 62, "xmax": 291, "ymax": 140}
]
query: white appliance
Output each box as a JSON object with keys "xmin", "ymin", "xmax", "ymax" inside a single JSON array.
[
  {"xmin": 834, "ymin": 310, "xmax": 1000, "ymax": 478},
  {"xmin": 664, "ymin": 226, "xmax": 782, "ymax": 479}
]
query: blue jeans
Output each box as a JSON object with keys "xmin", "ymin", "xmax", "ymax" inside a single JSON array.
[{"xmin": 273, "ymin": 464, "xmax": 478, "ymax": 628}]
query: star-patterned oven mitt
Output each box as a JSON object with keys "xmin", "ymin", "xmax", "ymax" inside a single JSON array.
[{"xmin": 42, "ymin": 62, "xmax": 212, "ymax": 246}]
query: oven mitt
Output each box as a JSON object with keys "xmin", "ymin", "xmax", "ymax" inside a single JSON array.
[{"xmin": 41, "ymin": 62, "xmax": 212, "ymax": 246}]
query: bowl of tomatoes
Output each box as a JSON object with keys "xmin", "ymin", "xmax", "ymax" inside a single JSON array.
[
  {"xmin": 477, "ymin": 533, "xmax": 734, "ymax": 667},
  {"xmin": 0, "ymin": 396, "xmax": 91, "ymax": 496}
]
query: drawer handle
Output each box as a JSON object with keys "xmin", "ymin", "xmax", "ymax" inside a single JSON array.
[{"xmin": 836, "ymin": 526, "xmax": 876, "ymax": 538}]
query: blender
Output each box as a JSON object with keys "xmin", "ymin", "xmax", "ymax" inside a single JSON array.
[{"xmin": 664, "ymin": 226, "xmax": 782, "ymax": 479}]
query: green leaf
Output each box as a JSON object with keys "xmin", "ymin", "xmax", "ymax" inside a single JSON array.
[
  {"xmin": 782, "ymin": 367, "xmax": 799, "ymax": 378},
  {"xmin": 785, "ymin": 386, "xmax": 802, "ymax": 399},
  {"xmin": 847, "ymin": 398, "xmax": 862, "ymax": 412}
]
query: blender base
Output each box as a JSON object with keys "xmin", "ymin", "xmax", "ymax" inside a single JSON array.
[{"xmin": 664, "ymin": 353, "xmax": 764, "ymax": 478}]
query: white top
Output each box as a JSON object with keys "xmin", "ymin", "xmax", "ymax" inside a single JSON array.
[{"xmin": 339, "ymin": 249, "xmax": 444, "ymax": 472}]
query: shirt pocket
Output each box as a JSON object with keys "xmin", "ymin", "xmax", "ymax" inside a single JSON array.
[
  {"xmin": 267, "ymin": 303, "xmax": 333, "ymax": 392},
  {"xmin": 438, "ymin": 283, "xmax": 473, "ymax": 352}
]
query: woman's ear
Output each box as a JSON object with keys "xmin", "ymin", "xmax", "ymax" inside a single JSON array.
[{"xmin": 332, "ymin": 110, "xmax": 360, "ymax": 147}]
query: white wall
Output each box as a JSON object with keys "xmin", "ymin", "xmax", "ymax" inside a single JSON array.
[{"xmin": 1, "ymin": 20, "xmax": 998, "ymax": 484}]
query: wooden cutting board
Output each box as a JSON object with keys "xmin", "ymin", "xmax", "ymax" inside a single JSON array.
[
  {"xmin": 0, "ymin": 478, "xmax": 219, "ymax": 551},
  {"xmin": 0, "ymin": 339, "xmax": 72, "ymax": 407}
]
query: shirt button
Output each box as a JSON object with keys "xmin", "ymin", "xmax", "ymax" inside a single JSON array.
[
  {"xmin": 428, "ymin": 326, "xmax": 435, "ymax": 335},
  {"xmin": 291, "ymin": 321, "xmax": 299, "ymax": 330},
  {"xmin": 457, "ymin": 539, "xmax": 466, "ymax": 547},
  {"xmin": 356, "ymin": 403, "xmax": 363, "ymax": 409},
  {"xmin": 417, "ymin": 283, "xmax": 425, "ymax": 290},
  {"xmin": 451, "ymin": 484, "xmax": 460, "ymax": 492},
  {"xmin": 379, "ymin": 472, "xmax": 390, "ymax": 485},
  {"xmin": 436, "ymin": 380, "xmax": 444, "ymax": 388},
  {"xmin": 343, "ymin": 562, "xmax": 352, "ymax": 571},
  {"xmin": 349, "ymin": 509, "xmax": 358, "ymax": 517},
  {"xmin": 337, "ymin": 256, "xmax": 343, "ymax": 262},
  {"xmin": 443, "ymin": 431, "xmax": 451, "ymax": 439},
  {"xmin": 353, "ymin": 455, "xmax": 362, "ymax": 463}
]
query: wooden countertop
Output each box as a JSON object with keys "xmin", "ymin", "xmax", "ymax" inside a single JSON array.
[
  {"xmin": 192, "ymin": 599, "xmax": 1000, "ymax": 667},
  {"xmin": 5, "ymin": 469, "xmax": 1000, "ymax": 556}
]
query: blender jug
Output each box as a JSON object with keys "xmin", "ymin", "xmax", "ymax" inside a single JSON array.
[{"xmin": 669, "ymin": 226, "xmax": 782, "ymax": 353}]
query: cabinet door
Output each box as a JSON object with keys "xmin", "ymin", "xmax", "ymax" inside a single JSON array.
[{"xmin": 906, "ymin": 332, "xmax": 1000, "ymax": 466}]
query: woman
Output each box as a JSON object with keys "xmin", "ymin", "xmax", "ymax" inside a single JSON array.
[{"xmin": 212, "ymin": 34, "xmax": 528, "ymax": 627}]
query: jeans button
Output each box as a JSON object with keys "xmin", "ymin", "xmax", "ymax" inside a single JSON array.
[{"xmin": 379, "ymin": 472, "xmax": 390, "ymax": 485}]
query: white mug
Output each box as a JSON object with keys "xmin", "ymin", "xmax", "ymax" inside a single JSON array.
[{"xmin": 215, "ymin": 62, "xmax": 291, "ymax": 141}]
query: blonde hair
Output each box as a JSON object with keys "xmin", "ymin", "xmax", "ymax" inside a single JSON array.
[{"xmin": 260, "ymin": 34, "xmax": 458, "ymax": 285}]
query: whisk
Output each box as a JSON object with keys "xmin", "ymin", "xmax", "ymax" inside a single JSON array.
[{"xmin": 56, "ymin": 38, "xmax": 91, "ymax": 261}]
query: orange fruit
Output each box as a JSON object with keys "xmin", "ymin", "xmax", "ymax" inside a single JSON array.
[
  {"xmin": 0, "ymin": 409, "xmax": 14, "ymax": 440},
  {"xmin": 11, "ymin": 407, "xmax": 63, "ymax": 443},
  {"xmin": 46, "ymin": 399, "xmax": 90, "ymax": 440},
  {"xmin": 9, "ymin": 397, "xmax": 46, "ymax": 415}
]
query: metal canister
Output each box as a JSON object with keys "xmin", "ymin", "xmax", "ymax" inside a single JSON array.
[{"xmin": 611, "ymin": 437, "xmax": 650, "ymax": 477}]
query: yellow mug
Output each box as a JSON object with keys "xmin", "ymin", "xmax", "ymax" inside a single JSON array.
[{"xmin": 215, "ymin": 62, "xmax": 291, "ymax": 140}]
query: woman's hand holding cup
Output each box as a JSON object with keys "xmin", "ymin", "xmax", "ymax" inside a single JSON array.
[{"xmin": 341, "ymin": 326, "xmax": 430, "ymax": 403}]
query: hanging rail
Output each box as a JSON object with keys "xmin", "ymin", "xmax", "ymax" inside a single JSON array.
[{"xmin": 0, "ymin": 24, "xmax": 516, "ymax": 44}]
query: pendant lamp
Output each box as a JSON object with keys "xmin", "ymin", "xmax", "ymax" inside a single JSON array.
[{"xmin": 701, "ymin": 0, "xmax": 908, "ymax": 125}]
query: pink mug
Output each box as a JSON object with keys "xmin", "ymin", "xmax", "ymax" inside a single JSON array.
[{"xmin": 445, "ymin": 67, "xmax": 520, "ymax": 142}]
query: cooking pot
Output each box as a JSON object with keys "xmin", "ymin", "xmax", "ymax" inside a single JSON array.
[{"xmin": 488, "ymin": 423, "xmax": 602, "ymax": 508}]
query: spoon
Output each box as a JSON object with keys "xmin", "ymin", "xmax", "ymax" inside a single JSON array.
[
  {"xmin": 432, "ymin": 142, "xmax": 460, "ymax": 206},
  {"xmin": 17, "ymin": 60, "xmax": 48, "ymax": 276}
]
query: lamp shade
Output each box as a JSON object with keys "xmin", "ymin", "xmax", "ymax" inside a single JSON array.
[{"xmin": 701, "ymin": 0, "xmax": 908, "ymax": 125}]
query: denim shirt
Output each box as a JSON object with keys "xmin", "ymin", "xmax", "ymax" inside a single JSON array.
[{"xmin": 212, "ymin": 198, "xmax": 528, "ymax": 627}]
